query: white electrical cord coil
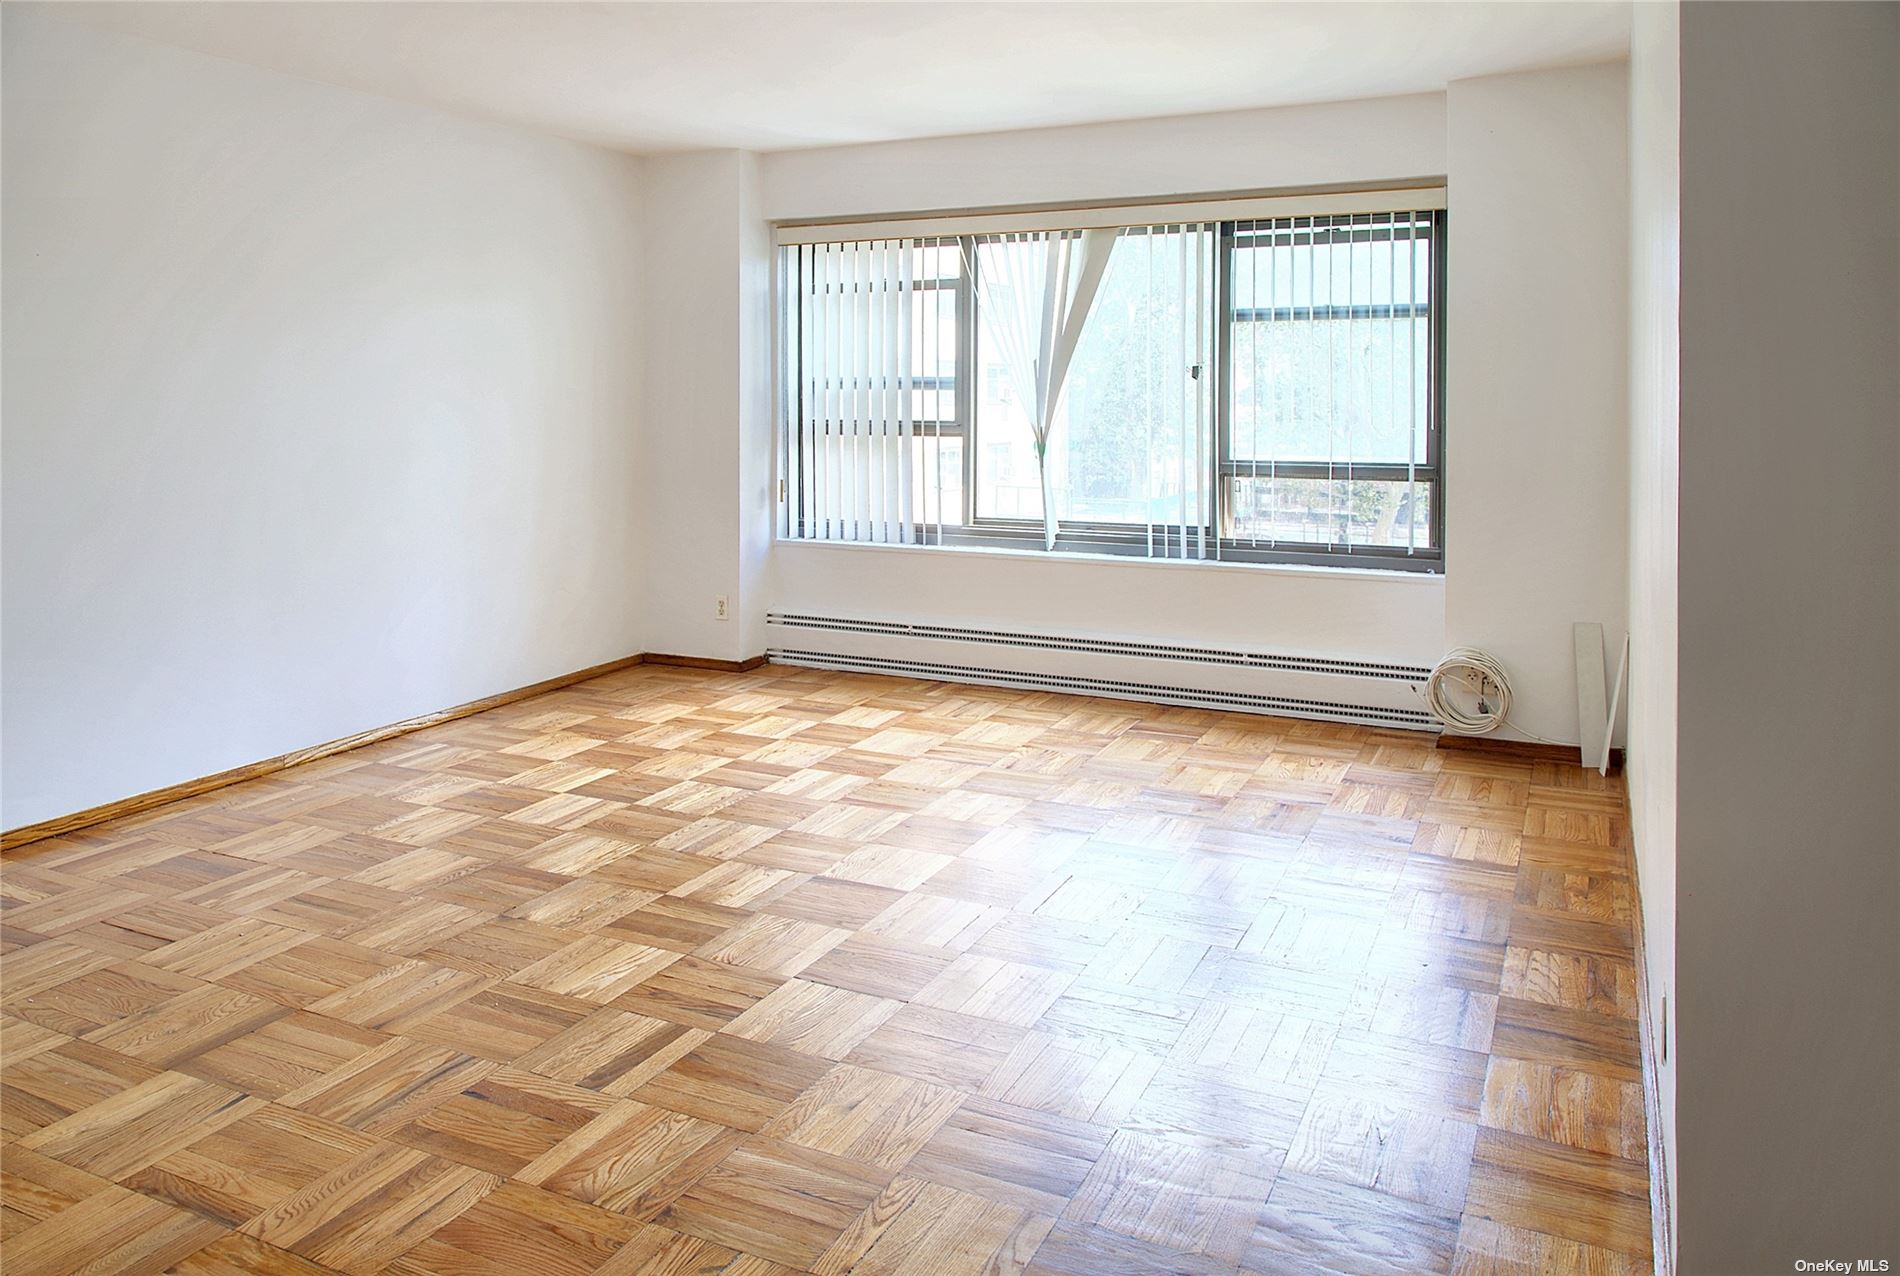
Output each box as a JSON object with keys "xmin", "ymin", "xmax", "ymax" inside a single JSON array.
[{"xmin": 1423, "ymin": 646, "xmax": 1514, "ymax": 735}]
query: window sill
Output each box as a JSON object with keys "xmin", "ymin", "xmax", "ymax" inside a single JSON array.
[{"xmin": 772, "ymin": 535, "xmax": 1447, "ymax": 585}]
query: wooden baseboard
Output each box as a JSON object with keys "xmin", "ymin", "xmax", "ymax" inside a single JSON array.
[
  {"xmin": 1, "ymin": 652, "xmax": 654, "ymax": 853},
  {"xmin": 1626, "ymin": 835, "xmax": 1676, "ymax": 1275},
  {"xmin": 1434, "ymin": 731, "xmax": 1625, "ymax": 772},
  {"xmin": 643, "ymin": 653, "xmax": 770, "ymax": 673}
]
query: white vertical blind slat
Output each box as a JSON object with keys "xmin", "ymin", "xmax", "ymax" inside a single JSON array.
[
  {"xmin": 1332, "ymin": 220, "xmax": 1342, "ymax": 546},
  {"xmin": 862, "ymin": 241, "xmax": 876, "ymax": 541},
  {"xmin": 847, "ymin": 241, "xmax": 861, "ymax": 541},
  {"xmin": 803, "ymin": 247, "xmax": 816, "ymax": 538},
  {"xmin": 823, "ymin": 242, "xmax": 838, "ymax": 539},
  {"xmin": 812, "ymin": 242, "xmax": 822, "ymax": 538},
  {"xmin": 1176, "ymin": 226, "xmax": 1188, "ymax": 558},
  {"xmin": 1249, "ymin": 219, "xmax": 1260, "ymax": 549},
  {"xmin": 869, "ymin": 241, "xmax": 882, "ymax": 540},
  {"xmin": 778, "ymin": 246, "xmax": 790, "ymax": 538},
  {"xmin": 882, "ymin": 238, "xmax": 897, "ymax": 543},
  {"xmin": 841, "ymin": 240, "xmax": 853, "ymax": 539},
  {"xmin": 866, "ymin": 239, "xmax": 877, "ymax": 539},
  {"xmin": 1194, "ymin": 224, "xmax": 1207, "ymax": 559},
  {"xmin": 1408, "ymin": 213, "xmax": 1420, "ymax": 553},
  {"xmin": 1144, "ymin": 229, "xmax": 1155, "ymax": 559},
  {"xmin": 871, "ymin": 239, "xmax": 881, "ymax": 541},
  {"xmin": 1262, "ymin": 217, "xmax": 1274, "ymax": 547},
  {"xmin": 867, "ymin": 240, "xmax": 879, "ymax": 543},
  {"xmin": 896, "ymin": 240, "xmax": 913, "ymax": 545},
  {"xmin": 927, "ymin": 241, "xmax": 940, "ymax": 544},
  {"xmin": 854, "ymin": 241, "xmax": 868, "ymax": 541},
  {"xmin": 829, "ymin": 241, "xmax": 844, "ymax": 541},
  {"xmin": 887, "ymin": 238, "xmax": 904, "ymax": 544},
  {"xmin": 901, "ymin": 243, "xmax": 914, "ymax": 539},
  {"xmin": 809, "ymin": 244, "xmax": 824, "ymax": 538},
  {"xmin": 1345, "ymin": 213, "xmax": 1358, "ymax": 551}
]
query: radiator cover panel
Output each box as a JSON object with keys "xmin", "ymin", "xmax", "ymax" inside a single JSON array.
[{"xmin": 764, "ymin": 613, "xmax": 1439, "ymax": 732}]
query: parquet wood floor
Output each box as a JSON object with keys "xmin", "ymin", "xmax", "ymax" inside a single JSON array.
[{"xmin": 0, "ymin": 663, "xmax": 1652, "ymax": 1275}]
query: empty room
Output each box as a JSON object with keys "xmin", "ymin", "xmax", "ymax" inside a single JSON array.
[{"xmin": 1, "ymin": 2, "xmax": 1894, "ymax": 1274}]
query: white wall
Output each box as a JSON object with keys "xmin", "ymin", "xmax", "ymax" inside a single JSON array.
[
  {"xmin": 636, "ymin": 150, "xmax": 777, "ymax": 665},
  {"xmin": 759, "ymin": 94, "xmax": 1449, "ymax": 222},
  {"xmin": 773, "ymin": 546, "xmax": 1448, "ymax": 666},
  {"xmin": 0, "ymin": 15, "xmax": 1642, "ymax": 839},
  {"xmin": 1625, "ymin": 4, "xmax": 1679, "ymax": 1265},
  {"xmin": 754, "ymin": 96, "xmax": 1452, "ymax": 674},
  {"xmin": 1, "ymin": 10, "xmax": 647, "ymax": 829},
  {"xmin": 1674, "ymin": 4, "xmax": 1898, "ymax": 1269},
  {"xmin": 1446, "ymin": 63, "xmax": 1631, "ymax": 745},
  {"xmin": 639, "ymin": 151, "xmax": 745, "ymax": 663},
  {"xmin": 736, "ymin": 153, "xmax": 777, "ymax": 661},
  {"xmin": 746, "ymin": 76, "xmax": 1630, "ymax": 743}
]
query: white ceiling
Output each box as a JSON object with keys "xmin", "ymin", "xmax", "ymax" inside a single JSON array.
[{"xmin": 50, "ymin": 1, "xmax": 1632, "ymax": 155}]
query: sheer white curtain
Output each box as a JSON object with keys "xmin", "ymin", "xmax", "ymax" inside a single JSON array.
[{"xmin": 964, "ymin": 229, "xmax": 1118, "ymax": 549}]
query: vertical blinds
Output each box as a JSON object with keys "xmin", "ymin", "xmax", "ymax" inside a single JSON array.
[
  {"xmin": 775, "ymin": 198, "xmax": 1442, "ymax": 567},
  {"xmin": 778, "ymin": 238, "xmax": 956, "ymax": 545}
]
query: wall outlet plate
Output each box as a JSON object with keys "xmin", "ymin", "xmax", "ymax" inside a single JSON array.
[{"xmin": 714, "ymin": 596, "xmax": 730, "ymax": 621}]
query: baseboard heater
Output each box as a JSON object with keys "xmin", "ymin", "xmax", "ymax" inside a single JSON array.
[{"xmin": 764, "ymin": 613, "xmax": 1438, "ymax": 732}]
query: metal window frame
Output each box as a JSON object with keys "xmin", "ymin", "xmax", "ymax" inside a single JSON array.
[
  {"xmin": 778, "ymin": 207, "xmax": 1449, "ymax": 572},
  {"xmin": 1212, "ymin": 210, "xmax": 1446, "ymax": 566}
]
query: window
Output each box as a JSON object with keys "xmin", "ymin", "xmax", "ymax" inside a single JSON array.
[{"xmin": 775, "ymin": 193, "xmax": 1445, "ymax": 570}]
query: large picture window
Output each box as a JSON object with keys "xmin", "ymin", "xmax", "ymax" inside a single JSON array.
[{"xmin": 775, "ymin": 192, "xmax": 1445, "ymax": 570}]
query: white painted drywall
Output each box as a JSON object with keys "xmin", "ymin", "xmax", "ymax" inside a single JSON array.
[
  {"xmin": 636, "ymin": 148, "xmax": 777, "ymax": 665},
  {"xmin": 747, "ymin": 74, "xmax": 1630, "ymax": 740},
  {"xmin": 773, "ymin": 546, "xmax": 1448, "ymax": 667},
  {"xmin": 1625, "ymin": 3, "xmax": 1679, "ymax": 1264},
  {"xmin": 635, "ymin": 149, "xmax": 778, "ymax": 665},
  {"xmin": 1445, "ymin": 63, "xmax": 1631, "ymax": 745},
  {"xmin": 1675, "ymin": 3, "xmax": 1899, "ymax": 1267},
  {"xmin": 752, "ymin": 95, "xmax": 1452, "ymax": 675},
  {"xmin": 758, "ymin": 94, "xmax": 1450, "ymax": 221},
  {"xmin": 51, "ymin": 2, "xmax": 1631, "ymax": 154},
  {"xmin": 638, "ymin": 151, "xmax": 747, "ymax": 663},
  {"xmin": 0, "ymin": 11, "xmax": 647, "ymax": 829},
  {"xmin": 736, "ymin": 152, "xmax": 777, "ymax": 661}
]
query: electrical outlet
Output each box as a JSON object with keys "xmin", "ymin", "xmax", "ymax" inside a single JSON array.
[{"xmin": 714, "ymin": 596, "xmax": 730, "ymax": 621}]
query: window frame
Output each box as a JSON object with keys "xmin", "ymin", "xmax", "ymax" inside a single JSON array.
[
  {"xmin": 1211, "ymin": 210, "xmax": 1447, "ymax": 570},
  {"xmin": 778, "ymin": 203, "xmax": 1448, "ymax": 574}
]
